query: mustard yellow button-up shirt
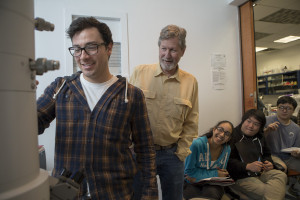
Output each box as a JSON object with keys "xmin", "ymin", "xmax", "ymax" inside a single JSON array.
[{"xmin": 130, "ymin": 64, "xmax": 199, "ymax": 161}]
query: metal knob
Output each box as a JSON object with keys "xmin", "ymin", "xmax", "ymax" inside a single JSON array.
[{"xmin": 30, "ymin": 58, "xmax": 60, "ymax": 75}]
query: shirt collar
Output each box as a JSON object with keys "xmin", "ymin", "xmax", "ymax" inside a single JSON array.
[{"xmin": 154, "ymin": 63, "xmax": 181, "ymax": 82}]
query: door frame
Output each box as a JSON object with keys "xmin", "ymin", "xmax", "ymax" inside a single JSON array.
[{"xmin": 239, "ymin": 1, "xmax": 257, "ymax": 113}]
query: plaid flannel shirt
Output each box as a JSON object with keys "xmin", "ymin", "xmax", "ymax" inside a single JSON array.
[{"xmin": 37, "ymin": 72, "xmax": 158, "ymax": 199}]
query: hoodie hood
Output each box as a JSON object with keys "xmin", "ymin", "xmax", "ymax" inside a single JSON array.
[
  {"xmin": 52, "ymin": 72, "xmax": 129, "ymax": 104},
  {"xmin": 117, "ymin": 75, "xmax": 128, "ymax": 103}
]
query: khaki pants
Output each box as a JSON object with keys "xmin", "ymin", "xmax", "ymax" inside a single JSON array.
[
  {"xmin": 271, "ymin": 155, "xmax": 287, "ymax": 173},
  {"xmin": 230, "ymin": 169, "xmax": 287, "ymax": 200},
  {"xmin": 272, "ymin": 155, "xmax": 300, "ymax": 173}
]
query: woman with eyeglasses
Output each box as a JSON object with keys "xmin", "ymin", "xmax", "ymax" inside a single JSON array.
[{"xmin": 183, "ymin": 120, "xmax": 234, "ymax": 200}]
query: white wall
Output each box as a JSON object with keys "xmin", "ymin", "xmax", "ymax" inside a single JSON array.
[
  {"xmin": 34, "ymin": 0, "xmax": 243, "ymax": 171},
  {"xmin": 257, "ymin": 44, "xmax": 300, "ymax": 76}
]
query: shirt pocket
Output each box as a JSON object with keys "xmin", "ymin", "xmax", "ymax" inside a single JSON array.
[
  {"xmin": 142, "ymin": 89, "xmax": 156, "ymax": 106},
  {"xmin": 169, "ymin": 97, "xmax": 192, "ymax": 121}
]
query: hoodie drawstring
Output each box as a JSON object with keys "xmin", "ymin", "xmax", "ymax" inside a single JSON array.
[
  {"xmin": 257, "ymin": 138, "xmax": 263, "ymax": 155},
  {"xmin": 53, "ymin": 80, "xmax": 66, "ymax": 99},
  {"xmin": 206, "ymin": 142, "xmax": 210, "ymax": 170},
  {"xmin": 124, "ymin": 77, "xmax": 128, "ymax": 103},
  {"xmin": 223, "ymin": 148, "xmax": 228, "ymax": 169}
]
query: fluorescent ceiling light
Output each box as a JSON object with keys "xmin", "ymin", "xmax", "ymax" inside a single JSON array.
[
  {"xmin": 256, "ymin": 47, "xmax": 268, "ymax": 52},
  {"xmin": 274, "ymin": 36, "xmax": 300, "ymax": 43}
]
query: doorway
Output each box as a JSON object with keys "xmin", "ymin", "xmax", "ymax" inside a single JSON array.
[{"xmin": 253, "ymin": 0, "xmax": 300, "ymax": 116}]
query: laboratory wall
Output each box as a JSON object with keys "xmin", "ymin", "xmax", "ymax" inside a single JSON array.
[
  {"xmin": 257, "ymin": 44, "xmax": 300, "ymax": 76},
  {"xmin": 34, "ymin": 0, "xmax": 243, "ymax": 171}
]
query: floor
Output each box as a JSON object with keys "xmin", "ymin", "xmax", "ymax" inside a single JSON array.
[{"xmin": 285, "ymin": 184, "xmax": 299, "ymax": 200}]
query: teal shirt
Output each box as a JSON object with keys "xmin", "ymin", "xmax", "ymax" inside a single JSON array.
[{"xmin": 184, "ymin": 136, "xmax": 231, "ymax": 183}]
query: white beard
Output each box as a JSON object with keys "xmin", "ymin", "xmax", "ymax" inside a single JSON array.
[{"xmin": 160, "ymin": 61, "xmax": 176, "ymax": 72}]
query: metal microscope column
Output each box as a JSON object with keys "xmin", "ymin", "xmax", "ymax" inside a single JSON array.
[{"xmin": 0, "ymin": 0, "xmax": 49, "ymax": 199}]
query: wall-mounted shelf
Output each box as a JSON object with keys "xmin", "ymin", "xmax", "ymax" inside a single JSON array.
[{"xmin": 257, "ymin": 70, "xmax": 300, "ymax": 95}]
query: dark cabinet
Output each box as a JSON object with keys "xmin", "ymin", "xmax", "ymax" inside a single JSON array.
[{"xmin": 257, "ymin": 70, "xmax": 300, "ymax": 95}]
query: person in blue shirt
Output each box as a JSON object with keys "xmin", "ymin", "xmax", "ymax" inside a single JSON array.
[
  {"xmin": 183, "ymin": 120, "xmax": 234, "ymax": 200},
  {"xmin": 264, "ymin": 96, "xmax": 300, "ymax": 197}
]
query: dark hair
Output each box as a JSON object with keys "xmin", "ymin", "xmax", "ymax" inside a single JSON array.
[
  {"xmin": 66, "ymin": 17, "xmax": 113, "ymax": 47},
  {"xmin": 241, "ymin": 109, "xmax": 266, "ymax": 133},
  {"xmin": 204, "ymin": 120, "xmax": 234, "ymax": 138},
  {"xmin": 277, "ymin": 96, "xmax": 297, "ymax": 110}
]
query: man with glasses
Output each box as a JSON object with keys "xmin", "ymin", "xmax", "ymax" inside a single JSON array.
[
  {"xmin": 37, "ymin": 17, "xmax": 158, "ymax": 199},
  {"xmin": 227, "ymin": 109, "xmax": 287, "ymax": 200},
  {"xmin": 264, "ymin": 96, "xmax": 300, "ymax": 197}
]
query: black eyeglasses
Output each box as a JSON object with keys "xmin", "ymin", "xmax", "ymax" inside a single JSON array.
[
  {"xmin": 216, "ymin": 127, "xmax": 231, "ymax": 137},
  {"xmin": 68, "ymin": 43, "xmax": 106, "ymax": 57},
  {"xmin": 278, "ymin": 106, "xmax": 293, "ymax": 111}
]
